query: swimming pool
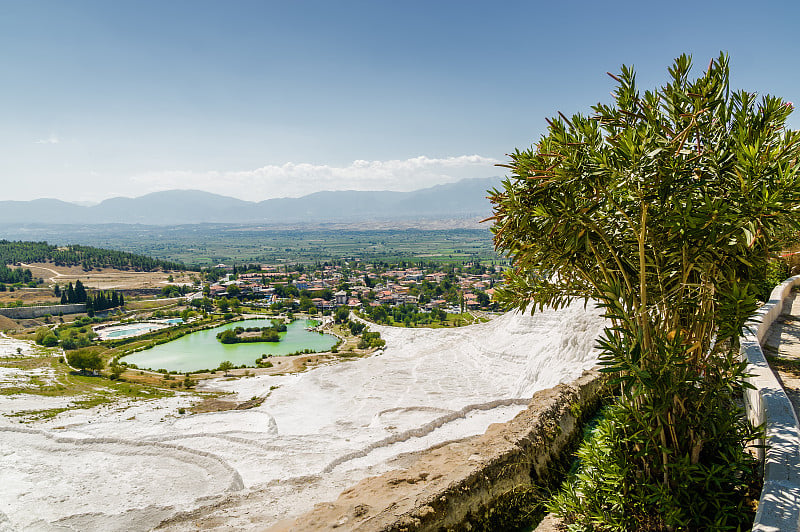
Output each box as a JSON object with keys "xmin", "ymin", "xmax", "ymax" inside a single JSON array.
[
  {"xmin": 96, "ymin": 318, "xmax": 184, "ymax": 340},
  {"xmin": 104, "ymin": 324, "xmax": 164, "ymax": 338}
]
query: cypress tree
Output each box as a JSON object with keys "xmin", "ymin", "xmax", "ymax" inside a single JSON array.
[{"xmin": 74, "ymin": 280, "xmax": 87, "ymax": 303}]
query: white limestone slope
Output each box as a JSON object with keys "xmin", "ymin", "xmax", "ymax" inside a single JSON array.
[{"xmin": 0, "ymin": 302, "xmax": 605, "ymax": 531}]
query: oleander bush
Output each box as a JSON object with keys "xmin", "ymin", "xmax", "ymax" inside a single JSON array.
[{"xmin": 490, "ymin": 52, "xmax": 800, "ymax": 529}]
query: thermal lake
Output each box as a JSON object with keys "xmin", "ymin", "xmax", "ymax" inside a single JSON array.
[{"xmin": 123, "ymin": 318, "xmax": 337, "ymax": 372}]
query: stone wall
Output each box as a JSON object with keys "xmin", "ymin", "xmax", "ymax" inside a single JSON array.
[
  {"xmin": 273, "ymin": 370, "xmax": 606, "ymax": 531},
  {"xmin": 0, "ymin": 304, "xmax": 86, "ymax": 319}
]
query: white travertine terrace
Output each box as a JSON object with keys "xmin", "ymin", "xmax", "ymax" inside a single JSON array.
[{"xmin": 0, "ymin": 302, "xmax": 605, "ymax": 531}]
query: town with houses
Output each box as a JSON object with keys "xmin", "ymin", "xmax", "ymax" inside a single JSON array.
[{"xmin": 196, "ymin": 260, "xmax": 503, "ymax": 323}]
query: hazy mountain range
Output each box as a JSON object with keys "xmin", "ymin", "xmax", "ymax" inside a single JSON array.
[{"xmin": 0, "ymin": 177, "xmax": 504, "ymax": 226}]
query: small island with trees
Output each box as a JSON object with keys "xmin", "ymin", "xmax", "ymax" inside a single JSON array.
[{"xmin": 215, "ymin": 319, "xmax": 287, "ymax": 344}]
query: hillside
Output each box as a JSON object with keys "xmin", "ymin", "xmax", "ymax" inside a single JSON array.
[{"xmin": 0, "ymin": 241, "xmax": 189, "ymax": 271}]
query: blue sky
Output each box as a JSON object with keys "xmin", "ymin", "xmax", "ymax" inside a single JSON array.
[{"xmin": 2, "ymin": 0, "xmax": 799, "ymax": 202}]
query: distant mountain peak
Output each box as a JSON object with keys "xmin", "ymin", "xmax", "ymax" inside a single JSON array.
[{"xmin": 0, "ymin": 177, "xmax": 503, "ymax": 225}]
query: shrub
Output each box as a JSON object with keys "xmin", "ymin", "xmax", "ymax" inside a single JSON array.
[
  {"xmin": 217, "ymin": 360, "xmax": 234, "ymax": 376},
  {"xmin": 66, "ymin": 349, "xmax": 103, "ymax": 373},
  {"xmin": 41, "ymin": 334, "xmax": 59, "ymax": 347},
  {"xmin": 109, "ymin": 365, "xmax": 125, "ymax": 380},
  {"xmin": 550, "ymin": 402, "xmax": 759, "ymax": 530},
  {"xmin": 490, "ymin": 53, "xmax": 796, "ymax": 528},
  {"xmin": 216, "ymin": 329, "xmax": 238, "ymax": 344},
  {"xmin": 60, "ymin": 337, "xmax": 77, "ymax": 350}
]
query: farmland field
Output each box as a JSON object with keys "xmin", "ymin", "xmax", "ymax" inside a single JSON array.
[{"xmin": 0, "ymin": 224, "xmax": 502, "ymax": 266}]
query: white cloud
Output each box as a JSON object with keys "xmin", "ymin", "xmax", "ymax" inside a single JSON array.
[
  {"xmin": 129, "ymin": 155, "xmax": 500, "ymax": 201},
  {"xmin": 35, "ymin": 135, "xmax": 60, "ymax": 145}
]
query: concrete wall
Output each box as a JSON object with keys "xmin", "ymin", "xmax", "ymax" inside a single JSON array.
[
  {"xmin": 0, "ymin": 303, "xmax": 86, "ymax": 319},
  {"xmin": 274, "ymin": 370, "xmax": 605, "ymax": 532},
  {"xmin": 741, "ymin": 275, "xmax": 800, "ymax": 532}
]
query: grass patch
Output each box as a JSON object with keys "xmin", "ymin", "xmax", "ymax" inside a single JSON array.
[
  {"xmin": 1, "ymin": 348, "xmax": 182, "ymax": 423},
  {"xmin": 124, "ymin": 299, "xmax": 181, "ymax": 310}
]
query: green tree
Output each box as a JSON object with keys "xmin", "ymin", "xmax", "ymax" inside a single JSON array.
[
  {"xmin": 34, "ymin": 327, "xmax": 60, "ymax": 347},
  {"xmin": 260, "ymin": 328, "xmax": 280, "ymax": 342},
  {"xmin": 299, "ymin": 296, "xmax": 315, "ymax": 312},
  {"xmin": 226, "ymin": 284, "xmax": 241, "ymax": 297},
  {"xmin": 74, "ymin": 280, "xmax": 87, "ymax": 303},
  {"xmin": 216, "ymin": 329, "xmax": 238, "ymax": 344},
  {"xmin": 60, "ymin": 337, "xmax": 77, "ymax": 350},
  {"xmin": 476, "ymin": 291, "xmax": 490, "ymax": 308},
  {"xmin": 358, "ymin": 330, "xmax": 385, "ymax": 349},
  {"xmin": 41, "ymin": 334, "xmax": 59, "ymax": 347},
  {"xmin": 66, "ymin": 349, "xmax": 103, "ymax": 373},
  {"xmin": 334, "ymin": 306, "xmax": 350, "ymax": 324},
  {"xmin": 370, "ymin": 305, "xmax": 389, "ymax": 324},
  {"xmin": 489, "ymin": 53, "xmax": 800, "ymax": 529},
  {"xmin": 34, "ymin": 326, "xmax": 51, "ymax": 345},
  {"xmin": 109, "ymin": 363, "xmax": 125, "ymax": 380},
  {"xmin": 218, "ymin": 360, "xmax": 234, "ymax": 376}
]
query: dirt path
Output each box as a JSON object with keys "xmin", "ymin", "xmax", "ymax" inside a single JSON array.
[
  {"xmin": 15, "ymin": 262, "xmax": 193, "ymax": 290},
  {"xmin": 19, "ymin": 262, "xmax": 63, "ymax": 283},
  {"xmin": 763, "ymin": 290, "xmax": 800, "ymax": 415}
]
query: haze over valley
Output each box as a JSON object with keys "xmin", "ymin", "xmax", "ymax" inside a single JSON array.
[{"xmin": 0, "ymin": 177, "xmax": 503, "ymax": 226}]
